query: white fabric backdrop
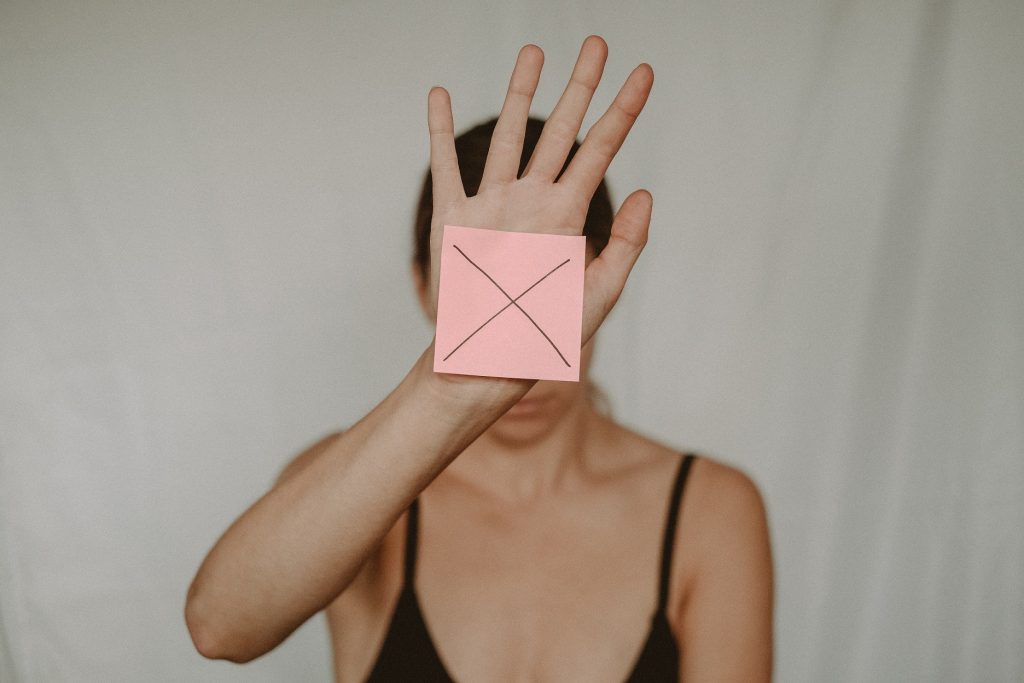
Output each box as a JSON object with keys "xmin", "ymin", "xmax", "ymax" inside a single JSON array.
[{"xmin": 1, "ymin": 1, "xmax": 1021, "ymax": 681}]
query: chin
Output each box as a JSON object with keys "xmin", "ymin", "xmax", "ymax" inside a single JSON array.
[{"xmin": 488, "ymin": 412, "xmax": 557, "ymax": 447}]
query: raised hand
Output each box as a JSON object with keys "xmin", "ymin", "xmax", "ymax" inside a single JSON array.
[{"xmin": 425, "ymin": 35, "xmax": 654, "ymax": 350}]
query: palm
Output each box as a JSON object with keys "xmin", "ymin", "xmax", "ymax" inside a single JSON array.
[
  {"xmin": 426, "ymin": 35, "xmax": 654, "ymax": 347},
  {"xmin": 428, "ymin": 179, "xmax": 580, "ymax": 291},
  {"xmin": 438, "ymin": 177, "xmax": 584, "ymax": 242}
]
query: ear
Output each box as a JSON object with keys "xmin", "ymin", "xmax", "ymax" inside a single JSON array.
[{"xmin": 411, "ymin": 261, "xmax": 435, "ymax": 323}]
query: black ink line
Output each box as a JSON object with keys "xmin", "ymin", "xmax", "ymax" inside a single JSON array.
[
  {"xmin": 443, "ymin": 245, "xmax": 572, "ymax": 366},
  {"xmin": 442, "ymin": 256, "xmax": 570, "ymax": 362},
  {"xmin": 451, "ymin": 244, "xmax": 515, "ymax": 299}
]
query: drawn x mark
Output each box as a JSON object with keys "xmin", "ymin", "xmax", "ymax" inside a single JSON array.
[{"xmin": 442, "ymin": 244, "xmax": 572, "ymax": 366}]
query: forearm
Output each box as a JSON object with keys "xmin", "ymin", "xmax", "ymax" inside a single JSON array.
[{"xmin": 184, "ymin": 343, "xmax": 530, "ymax": 662}]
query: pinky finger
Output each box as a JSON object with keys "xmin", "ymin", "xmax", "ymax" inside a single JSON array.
[{"xmin": 580, "ymin": 189, "xmax": 653, "ymax": 343}]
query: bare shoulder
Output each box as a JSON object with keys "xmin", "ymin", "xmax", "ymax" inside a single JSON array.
[
  {"xmin": 590, "ymin": 417, "xmax": 769, "ymax": 549},
  {"xmin": 676, "ymin": 454, "xmax": 774, "ymax": 681},
  {"xmin": 598, "ymin": 421, "xmax": 773, "ymax": 676},
  {"xmin": 590, "ymin": 408, "xmax": 773, "ymax": 676},
  {"xmin": 679, "ymin": 454, "xmax": 771, "ymax": 589},
  {"xmin": 687, "ymin": 455, "xmax": 769, "ymax": 530}
]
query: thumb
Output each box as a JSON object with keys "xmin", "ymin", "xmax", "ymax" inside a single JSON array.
[{"xmin": 580, "ymin": 189, "xmax": 653, "ymax": 344}]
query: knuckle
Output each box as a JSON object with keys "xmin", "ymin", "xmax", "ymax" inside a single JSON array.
[{"xmin": 547, "ymin": 116, "xmax": 579, "ymax": 143}]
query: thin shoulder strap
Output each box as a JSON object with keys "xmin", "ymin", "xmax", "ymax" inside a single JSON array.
[
  {"xmin": 403, "ymin": 496, "xmax": 419, "ymax": 586},
  {"xmin": 657, "ymin": 452, "xmax": 697, "ymax": 613}
]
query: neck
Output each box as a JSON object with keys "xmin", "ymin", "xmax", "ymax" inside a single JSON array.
[{"xmin": 446, "ymin": 396, "xmax": 600, "ymax": 505}]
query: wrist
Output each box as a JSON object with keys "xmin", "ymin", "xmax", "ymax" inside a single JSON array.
[{"xmin": 409, "ymin": 340, "xmax": 534, "ymax": 417}]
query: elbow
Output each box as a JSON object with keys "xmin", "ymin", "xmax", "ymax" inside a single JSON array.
[
  {"xmin": 187, "ymin": 623, "xmax": 230, "ymax": 662},
  {"xmin": 184, "ymin": 584, "xmax": 230, "ymax": 660},
  {"xmin": 184, "ymin": 583, "xmax": 260, "ymax": 663}
]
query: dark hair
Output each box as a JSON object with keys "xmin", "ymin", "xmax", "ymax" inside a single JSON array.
[{"xmin": 413, "ymin": 116, "xmax": 614, "ymax": 279}]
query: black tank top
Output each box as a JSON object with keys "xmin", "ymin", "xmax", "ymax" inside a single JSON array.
[{"xmin": 365, "ymin": 452, "xmax": 697, "ymax": 682}]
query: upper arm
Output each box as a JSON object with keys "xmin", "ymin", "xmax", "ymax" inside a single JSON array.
[
  {"xmin": 273, "ymin": 430, "xmax": 345, "ymax": 489},
  {"xmin": 678, "ymin": 462, "xmax": 774, "ymax": 682}
]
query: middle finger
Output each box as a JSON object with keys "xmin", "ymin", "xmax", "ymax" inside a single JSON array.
[{"xmin": 479, "ymin": 44, "xmax": 544, "ymax": 191}]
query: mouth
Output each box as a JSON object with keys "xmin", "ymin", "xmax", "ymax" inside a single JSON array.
[{"xmin": 505, "ymin": 396, "xmax": 549, "ymax": 418}]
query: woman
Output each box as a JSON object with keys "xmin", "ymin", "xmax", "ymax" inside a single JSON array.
[{"xmin": 185, "ymin": 35, "xmax": 773, "ymax": 682}]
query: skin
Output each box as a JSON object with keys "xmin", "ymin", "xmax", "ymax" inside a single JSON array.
[{"xmin": 184, "ymin": 35, "xmax": 773, "ymax": 682}]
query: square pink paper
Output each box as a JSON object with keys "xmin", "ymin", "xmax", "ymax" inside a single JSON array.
[{"xmin": 433, "ymin": 224, "xmax": 586, "ymax": 381}]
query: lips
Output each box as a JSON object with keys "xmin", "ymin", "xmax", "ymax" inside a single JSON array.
[{"xmin": 506, "ymin": 397, "xmax": 548, "ymax": 416}]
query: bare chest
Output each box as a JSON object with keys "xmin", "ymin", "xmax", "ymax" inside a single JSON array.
[{"xmin": 328, "ymin": 476, "xmax": 693, "ymax": 682}]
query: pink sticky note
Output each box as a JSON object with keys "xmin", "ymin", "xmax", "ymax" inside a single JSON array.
[{"xmin": 433, "ymin": 224, "xmax": 586, "ymax": 381}]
